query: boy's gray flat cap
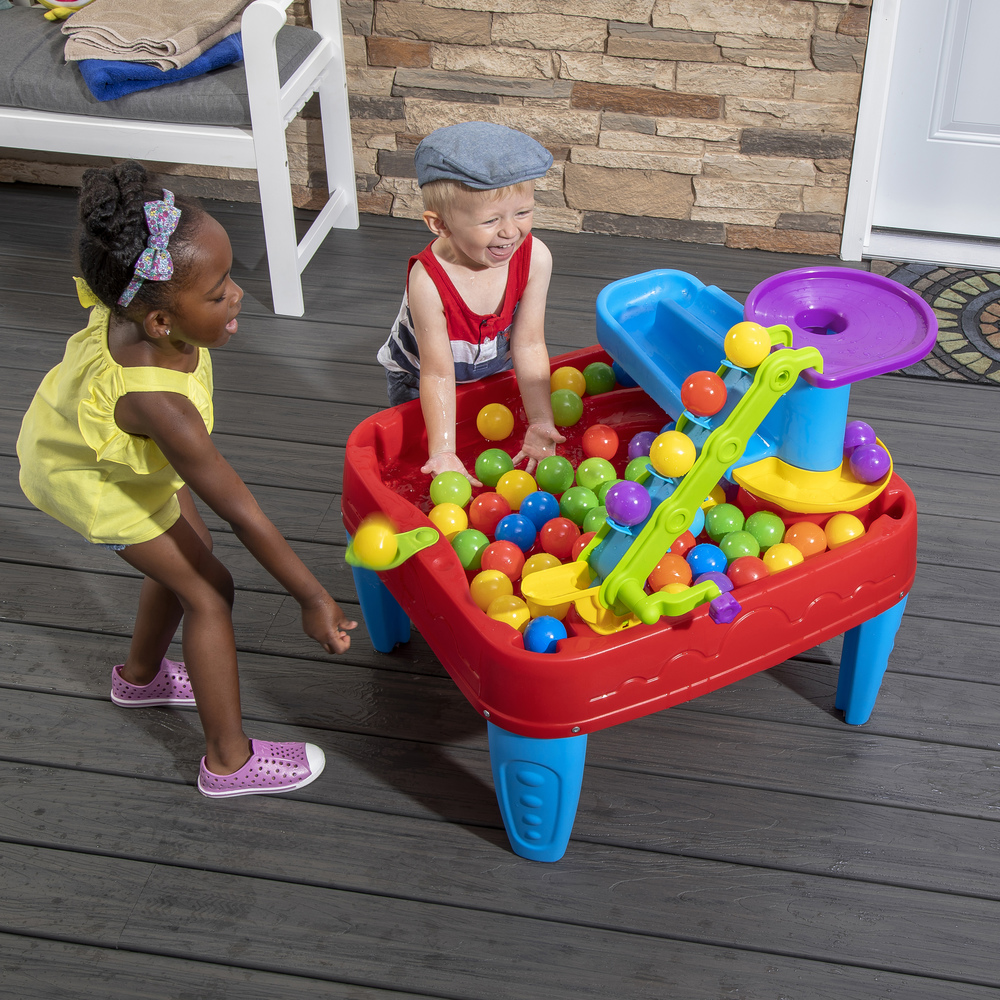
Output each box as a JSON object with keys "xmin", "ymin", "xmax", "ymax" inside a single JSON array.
[{"xmin": 414, "ymin": 122, "xmax": 554, "ymax": 189}]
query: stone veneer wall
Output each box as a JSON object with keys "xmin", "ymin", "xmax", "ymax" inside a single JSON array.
[{"xmin": 0, "ymin": 0, "xmax": 872, "ymax": 256}]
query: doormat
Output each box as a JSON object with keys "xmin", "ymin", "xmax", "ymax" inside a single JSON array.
[{"xmin": 873, "ymin": 261, "xmax": 1000, "ymax": 384}]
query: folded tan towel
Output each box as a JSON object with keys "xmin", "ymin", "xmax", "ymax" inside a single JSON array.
[{"xmin": 62, "ymin": 0, "xmax": 250, "ymax": 71}]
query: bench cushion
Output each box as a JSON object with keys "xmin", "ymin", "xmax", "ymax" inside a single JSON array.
[{"xmin": 0, "ymin": 8, "xmax": 320, "ymax": 127}]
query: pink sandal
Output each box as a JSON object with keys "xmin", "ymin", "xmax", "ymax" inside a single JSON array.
[
  {"xmin": 110, "ymin": 658, "xmax": 195, "ymax": 707},
  {"xmin": 197, "ymin": 740, "xmax": 326, "ymax": 798}
]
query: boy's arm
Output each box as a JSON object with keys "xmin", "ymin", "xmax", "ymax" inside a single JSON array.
[
  {"xmin": 510, "ymin": 237, "xmax": 565, "ymax": 473},
  {"xmin": 408, "ymin": 263, "xmax": 481, "ymax": 484}
]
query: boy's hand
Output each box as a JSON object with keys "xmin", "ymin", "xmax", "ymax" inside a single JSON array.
[
  {"xmin": 513, "ymin": 422, "xmax": 566, "ymax": 475},
  {"xmin": 301, "ymin": 592, "xmax": 357, "ymax": 654},
  {"xmin": 422, "ymin": 451, "xmax": 482, "ymax": 487}
]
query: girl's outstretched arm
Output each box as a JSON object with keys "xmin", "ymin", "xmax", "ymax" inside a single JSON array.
[{"xmin": 115, "ymin": 390, "xmax": 356, "ymax": 653}]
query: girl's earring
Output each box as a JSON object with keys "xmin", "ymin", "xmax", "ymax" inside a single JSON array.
[{"xmin": 165, "ymin": 328, "xmax": 171, "ymax": 335}]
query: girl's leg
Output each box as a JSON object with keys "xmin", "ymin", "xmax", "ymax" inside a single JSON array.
[
  {"xmin": 119, "ymin": 489, "xmax": 211, "ymax": 686},
  {"xmin": 117, "ymin": 506, "xmax": 250, "ymax": 775}
]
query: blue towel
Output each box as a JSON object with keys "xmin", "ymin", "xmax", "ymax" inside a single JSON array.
[{"xmin": 77, "ymin": 32, "xmax": 243, "ymax": 102}]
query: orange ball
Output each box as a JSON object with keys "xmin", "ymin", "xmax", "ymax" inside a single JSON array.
[
  {"xmin": 825, "ymin": 512, "xmax": 866, "ymax": 549},
  {"xmin": 784, "ymin": 521, "xmax": 827, "ymax": 558},
  {"xmin": 550, "ymin": 366, "xmax": 586, "ymax": 395},
  {"xmin": 648, "ymin": 552, "xmax": 693, "ymax": 590}
]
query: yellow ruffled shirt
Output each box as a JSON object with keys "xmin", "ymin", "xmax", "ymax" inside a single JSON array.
[{"xmin": 16, "ymin": 280, "xmax": 214, "ymax": 545}]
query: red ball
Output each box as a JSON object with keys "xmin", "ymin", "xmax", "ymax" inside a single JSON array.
[
  {"xmin": 581, "ymin": 423, "xmax": 620, "ymax": 461},
  {"xmin": 538, "ymin": 517, "xmax": 580, "ymax": 561},
  {"xmin": 571, "ymin": 531, "xmax": 597, "ymax": 560},
  {"xmin": 669, "ymin": 530, "xmax": 697, "ymax": 557},
  {"xmin": 468, "ymin": 492, "xmax": 511, "ymax": 537},
  {"xmin": 480, "ymin": 540, "xmax": 525, "ymax": 580},
  {"xmin": 727, "ymin": 555, "xmax": 769, "ymax": 588},
  {"xmin": 681, "ymin": 370, "xmax": 727, "ymax": 417}
]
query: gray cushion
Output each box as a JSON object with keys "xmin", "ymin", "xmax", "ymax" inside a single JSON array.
[{"xmin": 0, "ymin": 8, "xmax": 320, "ymax": 127}]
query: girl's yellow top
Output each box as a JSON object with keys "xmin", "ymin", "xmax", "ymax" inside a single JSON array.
[{"xmin": 16, "ymin": 280, "xmax": 214, "ymax": 546}]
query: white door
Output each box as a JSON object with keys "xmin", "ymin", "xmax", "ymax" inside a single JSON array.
[{"xmin": 843, "ymin": 0, "xmax": 1000, "ymax": 267}]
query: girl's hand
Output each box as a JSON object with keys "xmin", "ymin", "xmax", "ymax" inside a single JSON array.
[
  {"xmin": 421, "ymin": 451, "xmax": 482, "ymax": 487},
  {"xmin": 512, "ymin": 422, "xmax": 566, "ymax": 475},
  {"xmin": 301, "ymin": 592, "xmax": 357, "ymax": 654}
]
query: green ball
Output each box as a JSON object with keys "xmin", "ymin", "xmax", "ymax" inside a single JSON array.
[
  {"xmin": 583, "ymin": 505, "xmax": 608, "ymax": 534},
  {"xmin": 535, "ymin": 455, "xmax": 575, "ymax": 495},
  {"xmin": 551, "ymin": 388, "xmax": 584, "ymax": 427},
  {"xmin": 429, "ymin": 470, "xmax": 472, "ymax": 509},
  {"xmin": 718, "ymin": 529, "xmax": 760, "ymax": 563},
  {"xmin": 475, "ymin": 448, "xmax": 514, "ymax": 488},
  {"xmin": 597, "ymin": 478, "xmax": 622, "ymax": 503},
  {"xmin": 451, "ymin": 528, "xmax": 490, "ymax": 571},
  {"xmin": 559, "ymin": 486, "xmax": 599, "ymax": 526},
  {"xmin": 625, "ymin": 456, "xmax": 650, "ymax": 482},
  {"xmin": 583, "ymin": 362, "xmax": 617, "ymax": 395},
  {"xmin": 576, "ymin": 457, "xmax": 616, "ymax": 493},
  {"xmin": 704, "ymin": 502, "xmax": 745, "ymax": 543},
  {"xmin": 745, "ymin": 511, "xmax": 785, "ymax": 550}
]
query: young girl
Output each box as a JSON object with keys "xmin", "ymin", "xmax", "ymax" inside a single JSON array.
[{"xmin": 16, "ymin": 161, "xmax": 356, "ymax": 798}]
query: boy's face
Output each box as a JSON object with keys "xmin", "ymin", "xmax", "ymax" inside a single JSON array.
[{"xmin": 425, "ymin": 185, "xmax": 535, "ymax": 270}]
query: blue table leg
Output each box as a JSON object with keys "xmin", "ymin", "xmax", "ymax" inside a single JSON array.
[
  {"xmin": 488, "ymin": 722, "xmax": 588, "ymax": 863},
  {"xmin": 835, "ymin": 595, "xmax": 907, "ymax": 726},
  {"xmin": 349, "ymin": 564, "xmax": 410, "ymax": 653}
]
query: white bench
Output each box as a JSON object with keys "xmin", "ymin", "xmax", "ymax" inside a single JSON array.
[{"xmin": 0, "ymin": 0, "xmax": 358, "ymax": 317}]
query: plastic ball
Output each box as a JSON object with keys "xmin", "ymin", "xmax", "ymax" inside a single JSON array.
[
  {"xmin": 724, "ymin": 321, "xmax": 771, "ymax": 369},
  {"xmin": 701, "ymin": 483, "xmax": 727, "ymax": 510},
  {"xmin": 550, "ymin": 388, "xmax": 584, "ymax": 427},
  {"xmin": 550, "ymin": 366, "xmax": 586, "ymax": 395},
  {"xmin": 582, "ymin": 423, "xmax": 620, "ymax": 460},
  {"xmin": 496, "ymin": 470, "xmax": 537, "ymax": 511},
  {"xmin": 467, "ymin": 492, "xmax": 511, "ymax": 537},
  {"xmin": 535, "ymin": 455, "xmax": 575, "ymax": 495},
  {"xmin": 825, "ymin": 512, "xmax": 866, "ymax": 549},
  {"xmin": 690, "ymin": 506, "xmax": 706, "ymax": 539},
  {"xmin": 538, "ymin": 517, "xmax": 580, "ymax": 560},
  {"xmin": 784, "ymin": 521, "xmax": 827, "ymax": 558},
  {"xmin": 627, "ymin": 430, "xmax": 657, "ymax": 460},
  {"xmin": 522, "ymin": 552, "xmax": 561, "ymax": 578},
  {"xmin": 469, "ymin": 570, "xmax": 513, "ymax": 612},
  {"xmin": 612, "ymin": 361, "xmax": 638, "ymax": 388},
  {"xmin": 487, "ymin": 594, "xmax": 530, "ymax": 631},
  {"xmin": 850, "ymin": 443, "xmax": 891, "ymax": 484},
  {"xmin": 427, "ymin": 502, "xmax": 468, "ymax": 541},
  {"xmin": 604, "ymin": 480, "xmax": 652, "ymax": 527},
  {"xmin": 624, "ymin": 456, "xmax": 651, "ymax": 482},
  {"xmin": 429, "ymin": 471, "xmax": 472, "ymax": 509},
  {"xmin": 559, "ymin": 486, "xmax": 600, "ymax": 527},
  {"xmin": 763, "ymin": 542, "xmax": 805, "ymax": 573},
  {"xmin": 451, "ymin": 528, "xmax": 490, "ymax": 571},
  {"xmin": 495, "ymin": 513, "xmax": 537, "ymax": 553},
  {"xmin": 686, "ymin": 542, "xmax": 727, "ymax": 577},
  {"xmin": 745, "ymin": 511, "xmax": 785, "ymax": 550},
  {"xmin": 475, "ymin": 448, "xmax": 514, "ymax": 488},
  {"xmin": 476, "ymin": 403, "xmax": 515, "ymax": 441},
  {"xmin": 844, "ymin": 420, "xmax": 876, "ymax": 454},
  {"xmin": 648, "ymin": 430, "xmax": 696, "ymax": 478},
  {"xmin": 694, "ymin": 570, "xmax": 734, "ymax": 594},
  {"xmin": 575, "ymin": 457, "xmax": 616, "ymax": 493},
  {"xmin": 718, "ymin": 529, "xmax": 760, "ymax": 563},
  {"xmin": 352, "ymin": 514, "xmax": 397, "ymax": 568},
  {"xmin": 662, "ymin": 582, "xmax": 690, "ymax": 595},
  {"xmin": 704, "ymin": 502, "xmax": 745, "ymax": 543},
  {"xmin": 571, "ymin": 531, "xmax": 597, "ymax": 560},
  {"xmin": 480, "ymin": 540, "xmax": 525, "ymax": 580},
  {"xmin": 681, "ymin": 370, "xmax": 727, "ymax": 417},
  {"xmin": 583, "ymin": 361, "xmax": 617, "ymax": 396},
  {"xmin": 727, "ymin": 555, "xmax": 769, "ymax": 588},
  {"xmin": 523, "ymin": 615, "xmax": 569, "ymax": 653},
  {"xmin": 648, "ymin": 552, "xmax": 693, "ymax": 590},
  {"xmin": 519, "ymin": 490, "xmax": 561, "ymax": 531},
  {"xmin": 669, "ymin": 530, "xmax": 696, "ymax": 557},
  {"xmin": 583, "ymin": 505, "xmax": 608, "ymax": 534}
]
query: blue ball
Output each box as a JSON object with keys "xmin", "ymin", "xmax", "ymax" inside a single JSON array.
[
  {"xmin": 687, "ymin": 542, "xmax": 727, "ymax": 577},
  {"xmin": 523, "ymin": 615, "xmax": 568, "ymax": 654},
  {"xmin": 495, "ymin": 513, "xmax": 537, "ymax": 553},
  {"xmin": 611, "ymin": 362, "xmax": 638, "ymax": 388},
  {"xmin": 690, "ymin": 506, "xmax": 706, "ymax": 538},
  {"xmin": 519, "ymin": 490, "xmax": 560, "ymax": 531}
]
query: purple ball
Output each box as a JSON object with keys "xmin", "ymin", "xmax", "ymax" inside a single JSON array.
[
  {"xmin": 849, "ymin": 443, "xmax": 891, "ymax": 484},
  {"xmin": 844, "ymin": 420, "xmax": 876, "ymax": 454},
  {"xmin": 627, "ymin": 430, "xmax": 657, "ymax": 460},
  {"xmin": 694, "ymin": 570, "xmax": 734, "ymax": 594},
  {"xmin": 605, "ymin": 480, "xmax": 652, "ymax": 527}
]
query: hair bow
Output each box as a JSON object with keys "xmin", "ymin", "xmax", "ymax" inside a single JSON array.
[{"xmin": 117, "ymin": 189, "xmax": 182, "ymax": 307}]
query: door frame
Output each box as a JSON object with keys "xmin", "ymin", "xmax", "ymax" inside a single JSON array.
[{"xmin": 841, "ymin": 0, "xmax": 1000, "ymax": 268}]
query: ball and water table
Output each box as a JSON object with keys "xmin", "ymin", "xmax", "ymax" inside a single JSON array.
[{"xmin": 342, "ymin": 267, "xmax": 937, "ymax": 863}]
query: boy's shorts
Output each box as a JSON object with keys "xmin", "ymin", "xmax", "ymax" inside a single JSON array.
[{"xmin": 385, "ymin": 369, "xmax": 420, "ymax": 407}]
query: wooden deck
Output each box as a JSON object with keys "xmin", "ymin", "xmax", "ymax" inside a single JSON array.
[{"xmin": 2, "ymin": 181, "xmax": 1000, "ymax": 999}]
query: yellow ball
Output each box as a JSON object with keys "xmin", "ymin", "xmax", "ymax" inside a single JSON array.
[
  {"xmin": 469, "ymin": 570, "xmax": 514, "ymax": 612},
  {"xmin": 725, "ymin": 321, "xmax": 772, "ymax": 369},
  {"xmin": 353, "ymin": 514, "xmax": 397, "ymax": 568},
  {"xmin": 550, "ymin": 366, "xmax": 586, "ymax": 395},
  {"xmin": 701, "ymin": 483, "xmax": 727, "ymax": 510},
  {"xmin": 648, "ymin": 430, "xmax": 696, "ymax": 478},
  {"xmin": 825, "ymin": 512, "xmax": 866, "ymax": 549},
  {"xmin": 428, "ymin": 502, "xmax": 468, "ymax": 541},
  {"xmin": 487, "ymin": 594, "xmax": 531, "ymax": 631},
  {"xmin": 522, "ymin": 552, "xmax": 561, "ymax": 578},
  {"xmin": 763, "ymin": 542, "xmax": 805, "ymax": 573},
  {"xmin": 663, "ymin": 581, "xmax": 690, "ymax": 594},
  {"xmin": 476, "ymin": 403, "xmax": 515, "ymax": 441},
  {"xmin": 496, "ymin": 470, "xmax": 537, "ymax": 511}
]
